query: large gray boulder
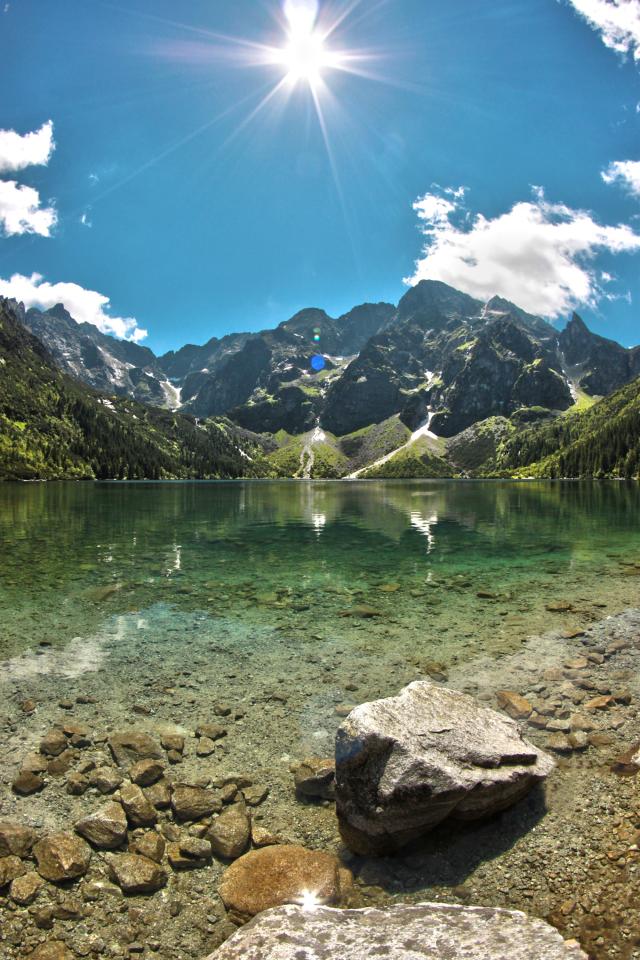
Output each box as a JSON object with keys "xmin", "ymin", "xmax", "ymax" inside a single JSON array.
[
  {"xmin": 335, "ymin": 681, "xmax": 554, "ymax": 854},
  {"xmin": 206, "ymin": 902, "xmax": 587, "ymax": 959}
]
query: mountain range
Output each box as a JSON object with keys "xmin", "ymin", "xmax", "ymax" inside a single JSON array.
[
  {"xmin": 1, "ymin": 279, "xmax": 639, "ymax": 480},
  {"xmin": 0, "ymin": 299, "xmax": 272, "ymax": 480}
]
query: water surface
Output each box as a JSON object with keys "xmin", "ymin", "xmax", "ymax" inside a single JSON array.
[{"xmin": 1, "ymin": 479, "xmax": 639, "ymax": 673}]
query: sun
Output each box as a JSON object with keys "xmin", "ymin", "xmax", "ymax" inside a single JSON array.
[
  {"xmin": 273, "ymin": 4, "xmax": 343, "ymax": 89},
  {"xmin": 278, "ymin": 30, "xmax": 331, "ymax": 85}
]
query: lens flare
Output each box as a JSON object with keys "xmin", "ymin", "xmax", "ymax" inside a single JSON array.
[
  {"xmin": 311, "ymin": 354, "xmax": 326, "ymax": 371},
  {"xmin": 283, "ymin": 0, "xmax": 319, "ymax": 37}
]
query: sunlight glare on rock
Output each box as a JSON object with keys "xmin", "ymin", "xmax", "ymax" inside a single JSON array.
[{"xmin": 299, "ymin": 889, "xmax": 321, "ymax": 911}]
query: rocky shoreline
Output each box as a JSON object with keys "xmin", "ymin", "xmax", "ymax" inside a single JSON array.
[{"xmin": 2, "ymin": 607, "xmax": 640, "ymax": 959}]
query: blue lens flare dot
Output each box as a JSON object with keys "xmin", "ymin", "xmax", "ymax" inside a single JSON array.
[{"xmin": 311, "ymin": 354, "xmax": 326, "ymax": 372}]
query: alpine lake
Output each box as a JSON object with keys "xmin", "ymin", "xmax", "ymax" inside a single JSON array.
[{"xmin": 1, "ymin": 480, "xmax": 640, "ymax": 960}]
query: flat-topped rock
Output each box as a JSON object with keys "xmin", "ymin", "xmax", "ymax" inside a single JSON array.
[
  {"xmin": 336, "ymin": 680, "xmax": 555, "ymax": 854},
  {"xmin": 206, "ymin": 902, "xmax": 588, "ymax": 959}
]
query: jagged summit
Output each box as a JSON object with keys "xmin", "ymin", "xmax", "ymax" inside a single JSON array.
[{"xmin": 12, "ymin": 281, "xmax": 639, "ymax": 440}]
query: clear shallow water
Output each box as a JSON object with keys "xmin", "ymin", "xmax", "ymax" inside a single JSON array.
[
  {"xmin": 1, "ymin": 479, "xmax": 639, "ymax": 672},
  {"xmin": 2, "ymin": 481, "xmax": 640, "ymax": 960}
]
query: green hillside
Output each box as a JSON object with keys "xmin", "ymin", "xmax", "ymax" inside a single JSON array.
[
  {"xmin": 0, "ymin": 301, "xmax": 270, "ymax": 481},
  {"xmin": 494, "ymin": 377, "xmax": 640, "ymax": 479}
]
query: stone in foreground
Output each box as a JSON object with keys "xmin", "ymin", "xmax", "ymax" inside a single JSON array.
[
  {"xmin": 218, "ymin": 844, "xmax": 352, "ymax": 923},
  {"xmin": 335, "ymin": 680, "xmax": 554, "ymax": 855},
  {"xmin": 206, "ymin": 902, "xmax": 587, "ymax": 959}
]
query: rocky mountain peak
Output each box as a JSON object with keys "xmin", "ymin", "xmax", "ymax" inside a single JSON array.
[{"xmin": 397, "ymin": 280, "xmax": 483, "ymax": 326}]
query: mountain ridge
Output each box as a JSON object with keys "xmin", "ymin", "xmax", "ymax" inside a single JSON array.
[
  {"xmin": 21, "ymin": 281, "xmax": 639, "ymax": 438},
  {"xmin": 6, "ymin": 279, "xmax": 639, "ymax": 481}
]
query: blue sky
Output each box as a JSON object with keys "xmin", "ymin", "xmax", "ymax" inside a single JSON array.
[{"xmin": 0, "ymin": 0, "xmax": 639, "ymax": 352}]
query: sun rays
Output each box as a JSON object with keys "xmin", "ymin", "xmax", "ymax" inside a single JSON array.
[{"xmin": 142, "ymin": 0, "xmax": 392, "ymax": 158}]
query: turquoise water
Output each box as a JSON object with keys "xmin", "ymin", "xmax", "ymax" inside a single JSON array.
[{"xmin": 1, "ymin": 480, "xmax": 639, "ymax": 669}]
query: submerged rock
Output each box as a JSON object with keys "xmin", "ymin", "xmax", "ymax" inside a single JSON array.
[
  {"xmin": 207, "ymin": 803, "xmax": 251, "ymax": 860},
  {"xmin": 129, "ymin": 830, "xmax": 166, "ymax": 864},
  {"xmin": 120, "ymin": 783, "xmax": 158, "ymax": 828},
  {"xmin": 0, "ymin": 855, "xmax": 26, "ymax": 888},
  {"xmin": 206, "ymin": 902, "xmax": 588, "ymax": 959},
  {"xmin": 130, "ymin": 758, "xmax": 165, "ymax": 786},
  {"xmin": 10, "ymin": 871, "xmax": 44, "ymax": 905},
  {"xmin": 293, "ymin": 758, "xmax": 336, "ymax": 800},
  {"xmin": 39, "ymin": 728, "xmax": 68, "ymax": 757},
  {"xmin": 171, "ymin": 784, "xmax": 221, "ymax": 821},
  {"xmin": 33, "ymin": 833, "xmax": 92, "ymax": 883},
  {"xmin": 612, "ymin": 742, "xmax": 640, "ymax": 775},
  {"xmin": 335, "ymin": 680, "xmax": 554, "ymax": 855},
  {"xmin": 75, "ymin": 802, "xmax": 128, "ymax": 849},
  {"xmin": 167, "ymin": 837, "xmax": 212, "ymax": 869},
  {"xmin": 107, "ymin": 853, "xmax": 167, "ymax": 894},
  {"xmin": 108, "ymin": 731, "xmax": 163, "ymax": 769},
  {"xmin": 218, "ymin": 844, "xmax": 352, "ymax": 923},
  {"xmin": 0, "ymin": 821, "xmax": 37, "ymax": 858},
  {"xmin": 89, "ymin": 766, "xmax": 123, "ymax": 795},
  {"xmin": 495, "ymin": 690, "xmax": 533, "ymax": 720},
  {"xmin": 27, "ymin": 943, "xmax": 74, "ymax": 960},
  {"xmin": 12, "ymin": 769, "xmax": 45, "ymax": 796}
]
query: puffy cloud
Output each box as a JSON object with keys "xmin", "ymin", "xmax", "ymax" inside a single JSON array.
[
  {"xmin": 0, "ymin": 120, "xmax": 55, "ymax": 174},
  {"xmin": 0, "ymin": 121, "xmax": 57, "ymax": 237},
  {"xmin": 564, "ymin": 0, "xmax": 640, "ymax": 61},
  {"xmin": 0, "ymin": 272, "xmax": 147, "ymax": 342},
  {"xmin": 602, "ymin": 158, "xmax": 640, "ymax": 195},
  {"xmin": 0, "ymin": 180, "xmax": 57, "ymax": 236},
  {"xmin": 405, "ymin": 187, "xmax": 640, "ymax": 318}
]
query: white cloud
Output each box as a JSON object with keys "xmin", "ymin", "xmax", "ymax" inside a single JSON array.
[
  {"xmin": 602, "ymin": 159, "xmax": 640, "ymax": 195},
  {"xmin": 0, "ymin": 121, "xmax": 57, "ymax": 237},
  {"xmin": 0, "ymin": 180, "xmax": 57, "ymax": 236},
  {"xmin": 565, "ymin": 0, "xmax": 640, "ymax": 61},
  {"xmin": 0, "ymin": 272, "xmax": 147, "ymax": 342},
  {"xmin": 405, "ymin": 187, "xmax": 640, "ymax": 318},
  {"xmin": 0, "ymin": 120, "xmax": 55, "ymax": 174}
]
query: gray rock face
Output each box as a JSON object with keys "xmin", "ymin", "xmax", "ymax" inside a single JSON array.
[
  {"xmin": 335, "ymin": 681, "xmax": 554, "ymax": 854},
  {"xmin": 206, "ymin": 902, "xmax": 587, "ymax": 959}
]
